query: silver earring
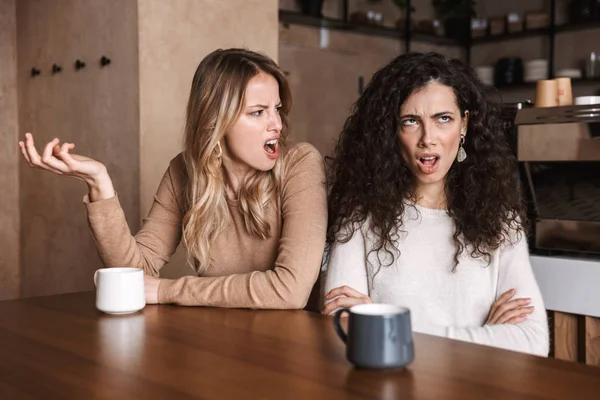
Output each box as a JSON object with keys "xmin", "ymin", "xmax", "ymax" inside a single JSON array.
[{"xmin": 457, "ymin": 134, "xmax": 467, "ymax": 163}]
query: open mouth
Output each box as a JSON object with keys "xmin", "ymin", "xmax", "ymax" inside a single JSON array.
[
  {"xmin": 419, "ymin": 155, "xmax": 439, "ymax": 166},
  {"xmin": 264, "ymin": 138, "xmax": 279, "ymax": 158},
  {"xmin": 416, "ymin": 155, "xmax": 440, "ymax": 173}
]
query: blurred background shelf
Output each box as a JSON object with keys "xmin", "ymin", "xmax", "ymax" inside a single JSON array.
[
  {"xmin": 556, "ymin": 21, "xmax": 600, "ymax": 34},
  {"xmin": 279, "ymin": 10, "xmax": 460, "ymax": 46},
  {"xmin": 471, "ymin": 22, "xmax": 599, "ymax": 45},
  {"xmin": 471, "ymin": 28, "xmax": 549, "ymax": 44},
  {"xmin": 495, "ymin": 77, "xmax": 600, "ymax": 90}
]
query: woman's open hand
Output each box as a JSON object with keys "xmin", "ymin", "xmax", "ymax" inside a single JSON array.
[{"xmin": 19, "ymin": 133, "xmax": 115, "ymax": 201}]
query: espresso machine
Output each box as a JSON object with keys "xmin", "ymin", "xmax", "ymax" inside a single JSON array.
[
  {"xmin": 515, "ymin": 105, "xmax": 600, "ymax": 257},
  {"xmin": 512, "ymin": 104, "xmax": 600, "ymax": 319}
]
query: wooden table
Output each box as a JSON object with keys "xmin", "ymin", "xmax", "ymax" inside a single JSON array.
[{"xmin": 0, "ymin": 292, "xmax": 598, "ymax": 399}]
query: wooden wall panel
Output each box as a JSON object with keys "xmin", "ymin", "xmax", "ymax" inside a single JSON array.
[
  {"xmin": 17, "ymin": 0, "xmax": 140, "ymax": 297},
  {"xmin": 0, "ymin": 0, "xmax": 20, "ymax": 300},
  {"xmin": 551, "ymin": 311, "xmax": 600, "ymax": 367},
  {"xmin": 553, "ymin": 312, "xmax": 579, "ymax": 362},
  {"xmin": 279, "ymin": 45, "xmax": 359, "ymax": 158},
  {"xmin": 585, "ymin": 317, "xmax": 600, "ymax": 366}
]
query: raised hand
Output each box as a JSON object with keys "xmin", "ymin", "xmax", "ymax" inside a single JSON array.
[{"xmin": 19, "ymin": 133, "xmax": 115, "ymax": 201}]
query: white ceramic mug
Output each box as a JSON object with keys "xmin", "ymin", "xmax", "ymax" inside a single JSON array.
[{"xmin": 94, "ymin": 268, "xmax": 146, "ymax": 314}]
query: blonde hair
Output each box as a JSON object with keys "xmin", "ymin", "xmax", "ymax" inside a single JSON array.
[{"xmin": 182, "ymin": 48, "xmax": 292, "ymax": 274}]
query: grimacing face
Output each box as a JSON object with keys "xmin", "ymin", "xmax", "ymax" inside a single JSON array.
[
  {"xmin": 397, "ymin": 81, "xmax": 469, "ymax": 187},
  {"xmin": 222, "ymin": 72, "xmax": 283, "ymax": 174}
]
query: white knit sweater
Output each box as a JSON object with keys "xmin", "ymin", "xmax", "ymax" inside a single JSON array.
[{"xmin": 324, "ymin": 204, "xmax": 550, "ymax": 356}]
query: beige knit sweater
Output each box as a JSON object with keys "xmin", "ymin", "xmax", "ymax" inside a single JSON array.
[{"xmin": 86, "ymin": 143, "xmax": 327, "ymax": 308}]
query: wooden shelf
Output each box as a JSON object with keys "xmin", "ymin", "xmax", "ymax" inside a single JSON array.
[
  {"xmin": 472, "ymin": 28, "xmax": 549, "ymax": 44},
  {"xmin": 556, "ymin": 21, "xmax": 600, "ymax": 33},
  {"xmin": 472, "ymin": 21, "xmax": 600, "ymax": 45},
  {"xmin": 411, "ymin": 33, "xmax": 461, "ymax": 46},
  {"xmin": 496, "ymin": 77, "xmax": 600, "ymax": 90},
  {"xmin": 279, "ymin": 10, "xmax": 461, "ymax": 45}
]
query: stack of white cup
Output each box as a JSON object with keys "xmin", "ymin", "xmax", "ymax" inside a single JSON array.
[
  {"xmin": 555, "ymin": 68, "xmax": 582, "ymax": 79},
  {"xmin": 475, "ymin": 66, "xmax": 494, "ymax": 86},
  {"xmin": 524, "ymin": 59, "xmax": 548, "ymax": 82}
]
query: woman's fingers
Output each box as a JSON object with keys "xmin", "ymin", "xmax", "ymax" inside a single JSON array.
[
  {"xmin": 322, "ymin": 295, "xmax": 371, "ymax": 315},
  {"xmin": 41, "ymin": 138, "xmax": 59, "ymax": 161},
  {"xmin": 325, "ymin": 285, "xmax": 369, "ymax": 300},
  {"xmin": 495, "ymin": 298, "xmax": 531, "ymax": 317},
  {"xmin": 39, "ymin": 138, "xmax": 71, "ymax": 174},
  {"xmin": 496, "ymin": 306, "xmax": 535, "ymax": 324},
  {"xmin": 23, "ymin": 133, "xmax": 44, "ymax": 166},
  {"xmin": 322, "ymin": 285, "xmax": 372, "ymax": 315},
  {"xmin": 505, "ymin": 313, "xmax": 531, "ymax": 324},
  {"xmin": 20, "ymin": 133, "xmax": 81, "ymax": 175},
  {"xmin": 486, "ymin": 289, "xmax": 517, "ymax": 324},
  {"xmin": 488, "ymin": 289, "xmax": 515, "ymax": 315},
  {"xmin": 18, "ymin": 141, "xmax": 33, "ymax": 166},
  {"xmin": 487, "ymin": 298, "xmax": 533, "ymax": 325},
  {"xmin": 54, "ymin": 142, "xmax": 76, "ymax": 166},
  {"xmin": 22, "ymin": 135, "xmax": 63, "ymax": 174}
]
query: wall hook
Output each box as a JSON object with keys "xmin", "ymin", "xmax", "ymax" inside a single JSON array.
[
  {"xmin": 30, "ymin": 68, "xmax": 41, "ymax": 77},
  {"xmin": 100, "ymin": 56, "xmax": 111, "ymax": 67},
  {"xmin": 75, "ymin": 59, "xmax": 86, "ymax": 70},
  {"xmin": 51, "ymin": 64, "xmax": 62, "ymax": 74}
]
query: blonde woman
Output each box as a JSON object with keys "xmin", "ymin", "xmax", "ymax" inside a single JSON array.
[{"xmin": 19, "ymin": 48, "xmax": 327, "ymax": 309}]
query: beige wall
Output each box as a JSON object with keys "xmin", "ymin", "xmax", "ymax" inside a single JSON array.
[
  {"xmin": 279, "ymin": 23, "xmax": 403, "ymax": 157},
  {"xmin": 138, "ymin": 0, "xmax": 279, "ymax": 278},
  {"xmin": 16, "ymin": 0, "xmax": 140, "ymax": 298},
  {"xmin": 0, "ymin": 0, "xmax": 19, "ymax": 300}
]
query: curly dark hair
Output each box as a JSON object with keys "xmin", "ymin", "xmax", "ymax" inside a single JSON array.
[{"xmin": 326, "ymin": 52, "xmax": 527, "ymax": 272}]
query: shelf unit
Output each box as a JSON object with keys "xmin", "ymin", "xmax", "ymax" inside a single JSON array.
[
  {"xmin": 469, "ymin": 0, "xmax": 600, "ymax": 85},
  {"xmin": 280, "ymin": 0, "xmax": 599, "ymax": 84},
  {"xmin": 495, "ymin": 77, "xmax": 600, "ymax": 91},
  {"xmin": 278, "ymin": 10, "xmax": 460, "ymax": 47},
  {"xmin": 471, "ymin": 21, "xmax": 600, "ymax": 45}
]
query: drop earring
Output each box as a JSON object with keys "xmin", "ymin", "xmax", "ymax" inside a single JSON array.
[{"xmin": 457, "ymin": 134, "xmax": 467, "ymax": 163}]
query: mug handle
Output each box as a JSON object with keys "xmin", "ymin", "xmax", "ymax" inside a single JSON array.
[
  {"xmin": 93, "ymin": 270, "xmax": 99, "ymax": 287},
  {"xmin": 333, "ymin": 308, "xmax": 350, "ymax": 343}
]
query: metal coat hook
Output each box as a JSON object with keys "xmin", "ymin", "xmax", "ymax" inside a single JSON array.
[
  {"xmin": 100, "ymin": 56, "xmax": 111, "ymax": 67},
  {"xmin": 75, "ymin": 59, "xmax": 86, "ymax": 70},
  {"xmin": 51, "ymin": 64, "xmax": 62, "ymax": 74},
  {"xmin": 30, "ymin": 68, "xmax": 41, "ymax": 77}
]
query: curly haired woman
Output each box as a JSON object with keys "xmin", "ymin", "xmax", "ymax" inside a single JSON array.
[{"xmin": 322, "ymin": 52, "xmax": 549, "ymax": 356}]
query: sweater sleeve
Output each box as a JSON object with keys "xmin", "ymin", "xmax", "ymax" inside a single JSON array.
[
  {"xmin": 157, "ymin": 144, "xmax": 328, "ymax": 309},
  {"xmin": 323, "ymin": 226, "xmax": 370, "ymax": 300},
  {"xmin": 86, "ymin": 158, "xmax": 184, "ymax": 276},
  {"xmin": 440, "ymin": 233, "xmax": 550, "ymax": 357}
]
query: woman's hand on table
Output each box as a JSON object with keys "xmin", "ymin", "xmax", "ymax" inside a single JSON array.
[{"xmin": 321, "ymin": 285, "xmax": 372, "ymax": 315}]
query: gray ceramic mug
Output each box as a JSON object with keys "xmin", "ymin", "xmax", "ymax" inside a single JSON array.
[{"xmin": 334, "ymin": 303, "xmax": 414, "ymax": 369}]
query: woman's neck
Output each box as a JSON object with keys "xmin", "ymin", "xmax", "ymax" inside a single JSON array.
[
  {"xmin": 414, "ymin": 181, "xmax": 447, "ymax": 210},
  {"xmin": 222, "ymin": 160, "xmax": 251, "ymax": 200}
]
